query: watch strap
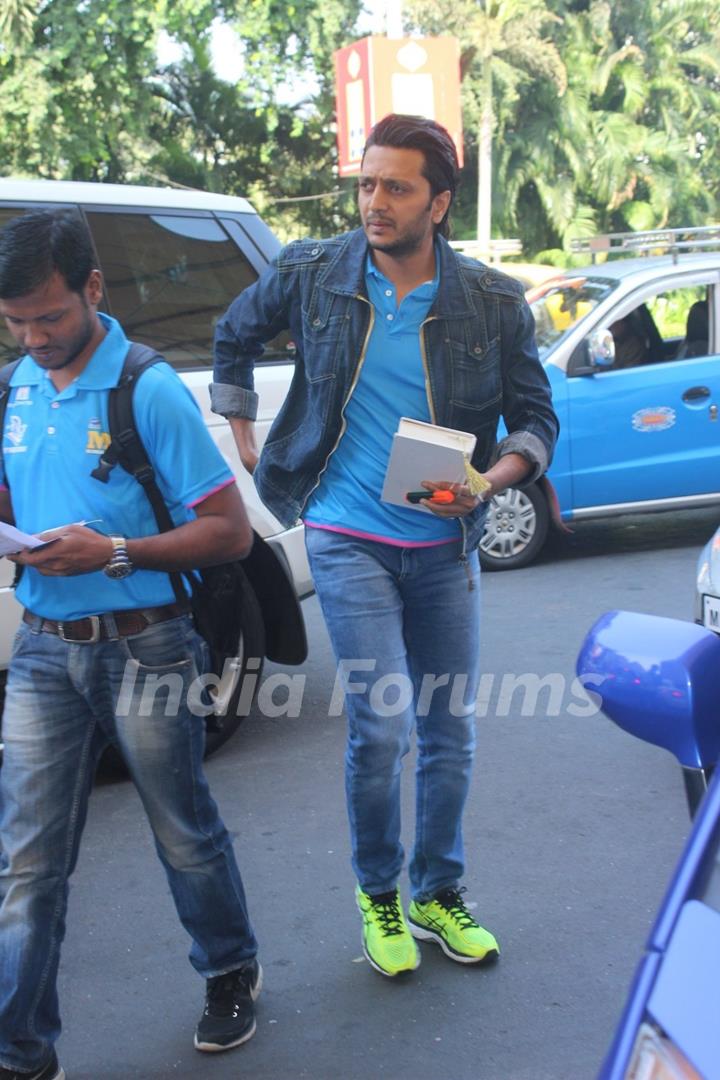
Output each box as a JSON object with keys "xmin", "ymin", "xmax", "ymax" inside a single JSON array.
[{"xmin": 104, "ymin": 535, "xmax": 133, "ymax": 577}]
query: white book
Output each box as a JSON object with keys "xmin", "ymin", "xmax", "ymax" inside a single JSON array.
[{"xmin": 381, "ymin": 418, "xmax": 477, "ymax": 511}]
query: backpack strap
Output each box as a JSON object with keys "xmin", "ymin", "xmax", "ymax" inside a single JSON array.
[
  {"xmin": 0, "ymin": 359, "xmax": 24, "ymax": 588},
  {"xmin": 0, "ymin": 358, "xmax": 22, "ymax": 473},
  {"xmin": 92, "ymin": 342, "xmax": 188, "ymax": 605}
]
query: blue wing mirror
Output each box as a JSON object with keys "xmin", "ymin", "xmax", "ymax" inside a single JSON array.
[{"xmin": 577, "ymin": 611, "xmax": 720, "ymax": 813}]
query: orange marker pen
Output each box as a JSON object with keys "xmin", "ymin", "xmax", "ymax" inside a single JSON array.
[{"xmin": 406, "ymin": 489, "xmax": 455, "ymax": 505}]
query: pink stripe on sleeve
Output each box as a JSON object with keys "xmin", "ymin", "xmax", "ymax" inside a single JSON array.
[{"xmin": 187, "ymin": 477, "xmax": 235, "ymax": 509}]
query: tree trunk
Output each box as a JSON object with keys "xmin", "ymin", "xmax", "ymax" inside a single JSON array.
[{"xmin": 476, "ymin": 64, "xmax": 493, "ymax": 254}]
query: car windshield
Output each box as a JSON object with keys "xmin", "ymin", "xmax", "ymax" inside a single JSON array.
[{"xmin": 529, "ymin": 276, "xmax": 618, "ymax": 359}]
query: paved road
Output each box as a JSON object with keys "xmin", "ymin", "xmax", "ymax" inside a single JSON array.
[{"xmin": 55, "ymin": 508, "xmax": 718, "ymax": 1079}]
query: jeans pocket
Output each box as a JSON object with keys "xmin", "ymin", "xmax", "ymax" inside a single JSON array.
[{"xmin": 121, "ymin": 616, "xmax": 195, "ymax": 670}]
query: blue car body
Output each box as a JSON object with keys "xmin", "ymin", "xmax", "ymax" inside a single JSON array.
[
  {"xmin": 533, "ymin": 255, "xmax": 720, "ymax": 521},
  {"xmin": 544, "ymin": 349, "xmax": 720, "ymax": 520},
  {"xmin": 483, "ymin": 251, "xmax": 720, "ymax": 568},
  {"xmin": 578, "ymin": 611, "xmax": 720, "ymax": 1078}
]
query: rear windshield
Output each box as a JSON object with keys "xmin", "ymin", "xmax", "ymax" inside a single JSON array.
[{"xmin": 529, "ymin": 276, "xmax": 618, "ymax": 359}]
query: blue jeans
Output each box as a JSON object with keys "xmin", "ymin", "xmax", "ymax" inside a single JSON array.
[
  {"xmin": 0, "ymin": 614, "xmax": 256, "ymax": 1073},
  {"xmin": 305, "ymin": 529, "xmax": 481, "ymax": 902}
]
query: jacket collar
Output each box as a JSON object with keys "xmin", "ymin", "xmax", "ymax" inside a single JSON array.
[{"xmin": 319, "ymin": 228, "xmax": 476, "ymax": 318}]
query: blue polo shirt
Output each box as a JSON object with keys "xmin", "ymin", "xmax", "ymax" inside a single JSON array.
[
  {"xmin": 304, "ymin": 254, "xmax": 459, "ymax": 545},
  {"xmin": 0, "ymin": 315, "xmax": 234, "ymax": 620}
]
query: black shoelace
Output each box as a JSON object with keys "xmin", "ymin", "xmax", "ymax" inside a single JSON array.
[
  {"xmin": 435, "ymin": 887, "xmax": 478, "ymax": 929},
  {"xmin": 205, "ymin": 968, "xmax": 251, "ymax": 1016},
  {"xmin": 370, "ymin": 891, "xmax": 406, "ymax": 937}
]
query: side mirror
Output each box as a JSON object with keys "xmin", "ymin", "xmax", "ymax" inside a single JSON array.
[
  {"xmin": 577, "ymin": 611, "xmax": 720, "ymax": 770},
  {"xmin": 587, "ymin": 327, "xmax": 615, "ymax": 368}
]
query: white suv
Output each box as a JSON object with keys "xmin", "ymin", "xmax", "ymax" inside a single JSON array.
[{"xmin": 0, "ymin": 179, "xmax": 310, "ymax": 755}]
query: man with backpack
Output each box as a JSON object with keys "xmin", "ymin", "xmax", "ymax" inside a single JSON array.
[{"xmin": 0, "ymin": 209, "xmax": 261, "ymax": 1080}]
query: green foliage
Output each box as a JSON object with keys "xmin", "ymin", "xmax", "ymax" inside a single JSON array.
[
  {"xmin": 647, "ymin": 285, "xmax": 705, "ymax": 338},
  {"xmin": 0, "ymin": 0, "xmax": 717, "ymax": 254},
  {"xmin": 0, "ymin": 0, "xmax": 168, "ymax": 180},
  {"xmin": 501, "ymin": 0, "xmax": 720, "ymax": 254},
  {"xmin": 0, "ymin": 0, "xmax": 35, "ymax": 45},
  {"xmin": 0, "ymin": 0, "xmax": 361, "ymax": 235}
]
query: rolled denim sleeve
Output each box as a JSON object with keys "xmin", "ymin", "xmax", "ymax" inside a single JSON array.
[
  {"xmin": 211, "ymin": 257, "xmax": 290, "ymax": 420},
  {"xmin": 209, "ymin": 381, "xmax": 259, "ymax": 421},
  {"xmin": 497, "ymin": 300, "xmax": 559, "ymax": 483}
]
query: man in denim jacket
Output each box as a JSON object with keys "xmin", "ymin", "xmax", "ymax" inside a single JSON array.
[{"xmin": 212, "ymin": 115, "xmax": 558, "ymax": 978}]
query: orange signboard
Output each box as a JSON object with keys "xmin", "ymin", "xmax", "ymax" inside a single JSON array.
[{"xmin": 333, "ymin": 36, "xmax": 463, "ymax": 177}]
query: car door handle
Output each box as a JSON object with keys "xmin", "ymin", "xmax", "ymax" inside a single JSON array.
[{"xmin": 682, "ymin": 385, "xmax": 711, "ymax": 403}]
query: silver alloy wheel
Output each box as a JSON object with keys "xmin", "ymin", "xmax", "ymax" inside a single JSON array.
[{"xmin": 480, "ymin": 487, "xmax": 539, "ymax": 562}]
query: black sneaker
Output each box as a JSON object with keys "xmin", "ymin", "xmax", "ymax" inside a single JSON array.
[
  {"xmin": 194, "ymin": 958, "xmax": 263, "ymax": 1052},
  {"xmin": 0, "ymin": 1051, "xmax": 65, "ymax": 1079}
]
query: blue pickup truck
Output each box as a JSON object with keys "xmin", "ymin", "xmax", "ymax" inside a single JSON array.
[{"xmin": 481, "ymin": 227, "xmax": 720, "ymax": 569}]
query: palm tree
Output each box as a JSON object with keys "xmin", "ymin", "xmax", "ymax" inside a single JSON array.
[
  {"xmin": 0, "ymin": 0, "xmax": 35, "ymax": 46},
  {"xmin": 498, "ymin": 5, "xmax": 649, "ymax": 251},
  {"xmin": 405, "ymin": 0, "xmax": 566, "ymax": 252},
  {"xmin": 498, "ymin": 0, "xmax": 720, "ymax": 255}
]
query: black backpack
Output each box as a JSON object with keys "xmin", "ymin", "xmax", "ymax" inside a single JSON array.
[{"xmin": 0, "ymin": 343, "xmax": 248, "ymax": 664}]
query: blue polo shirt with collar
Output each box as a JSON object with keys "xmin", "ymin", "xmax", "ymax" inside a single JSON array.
[
  {"xmin": 0, "ymin": 314, "xmax": 234, "ymax": 620},
  {"xmin": 304, "ymin": 253, "xmax": 459, "ymax": 544}
]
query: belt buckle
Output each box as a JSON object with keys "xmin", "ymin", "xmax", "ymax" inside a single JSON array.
[{"xmin": 57, "ymin": 616, "xmax": 102, "ymax": 644}]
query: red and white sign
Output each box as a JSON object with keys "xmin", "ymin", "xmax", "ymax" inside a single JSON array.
[{"xmin": 333, "ymin": 36, "xmax": 463, "ymax": 177}]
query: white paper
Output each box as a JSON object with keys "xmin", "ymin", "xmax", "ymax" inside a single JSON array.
[{"xmin": 0, "ymin": 521, "xmax": 54, "ymax": 556}]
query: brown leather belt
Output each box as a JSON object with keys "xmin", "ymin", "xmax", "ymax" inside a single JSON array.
[{"xmin": 23, "ymin": 602, "xmax": 190, "ymax": 644}]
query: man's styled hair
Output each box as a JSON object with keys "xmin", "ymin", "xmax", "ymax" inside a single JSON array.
[
  {"xmin": 0, "ymin": 208, "xmax": 96, "ymax": 299},
  {"xmin": 362, "ymin": 114, "xmax": 460, "ymax": 237}
]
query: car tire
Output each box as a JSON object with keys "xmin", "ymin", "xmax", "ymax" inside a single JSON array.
[{"xmin": 478, "ymin": 482, "xmax": 549, "ymax": 571}]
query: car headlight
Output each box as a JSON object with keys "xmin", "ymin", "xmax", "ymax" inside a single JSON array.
[{"xmin": 626, "ymin": 1023, "xmax": 702, "ymax": 1079}]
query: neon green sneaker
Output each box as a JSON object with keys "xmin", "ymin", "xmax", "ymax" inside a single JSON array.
[
  {"xmin": 356, "ymin": 886, "xmax": 421, "ymax": 977},
  {"xmin": 408, "ymin": 887, "xmax": 500, "ymax": 964}
]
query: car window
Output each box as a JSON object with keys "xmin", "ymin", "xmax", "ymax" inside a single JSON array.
[
  {"xmin": 0, "ymin": 205, "xmax": 114, "ymax": 362},
  {"xmin": 86, "ymin": 211, "xmax": 266, "ymax": 371},
  {"xmin": 646, "ymin": 285, "xmax": 709, "ymax": 359},
  {"xmin": 0, "ymin": 210, "xmax": 14, "ymax": 361},
  {"xmin": 0, "ymin": 208, "xmax": 34, "ymax": 362},
  {"xmin": 220, "ymin": 213, "xmax": 282, "ymax": 267},
  {"xmin": 529, "ymin": 276, "xmax": 617, "ymax": 360},
  {"xmin": 601, "ymin": 284, "xmax": 710, "ymax": 372},
  {"xmin": 0, "ymin": 205, "xmax": 292, "ymax": 370}
]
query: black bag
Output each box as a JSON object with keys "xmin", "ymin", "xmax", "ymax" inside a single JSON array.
[{"xmin": 90, "ymin": 343, "xmax": 250, "ymax": 663}]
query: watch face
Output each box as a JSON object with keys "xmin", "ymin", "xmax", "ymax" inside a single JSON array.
[
  {"xmin": 104, "ymin": 537, "xmax": 133, "ymax": 579},
  {"xmin": 104, "ymin": 561, "xmax": 133, "ymax": 579}
]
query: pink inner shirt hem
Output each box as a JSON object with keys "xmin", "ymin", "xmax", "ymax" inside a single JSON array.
[{"xmin": 304, "ymin": 521, "xmax": 459, "ymax": 548}]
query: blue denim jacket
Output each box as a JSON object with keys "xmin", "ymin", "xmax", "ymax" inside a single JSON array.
[{"xmin": 211, "ymin": 228, "xmax": 558, "ymax": 553}]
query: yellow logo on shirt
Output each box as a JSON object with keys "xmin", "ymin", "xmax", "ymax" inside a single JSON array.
[{"xmin": 86, "ymin": 419, "xmax": 111, "ymax": 455}]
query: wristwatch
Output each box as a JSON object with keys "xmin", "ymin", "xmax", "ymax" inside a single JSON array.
[{"xmin": 103, "ymin": 536, "xmax": 134, "ymax": 579}]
